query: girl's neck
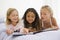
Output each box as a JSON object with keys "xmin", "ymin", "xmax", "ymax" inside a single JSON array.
[{"xmin": 11, "ymin": 22, "xmax": 17, "ymax": 26}]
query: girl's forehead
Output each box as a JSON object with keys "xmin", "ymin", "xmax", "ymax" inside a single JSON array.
[
  {"xmin": 40, "ymin": 8, "xmax": 51, "ymax": 15},
  {"xmin": 42, "ymin": 8, "xmax": 48, "ymax": 11},
  {"xmin": 28, "ymin": 11, "xmax": 34, "ymax": 13},
  {"xmin": 10, "ymin": 10, "xmax": 18, "ymax": 15},
  {"xmin": 11, "ymin": 10, "xmax": 18, "ymax": 13},
  {"xmin": 26, "ymin": 12, "xmax": 35, "ymax": 17},
  {"xmin": 8, "ymin": 10, "xmax": 17, "ymax": 16},
  {"xmin": 41, "ymin": 8, "xmax": 50, "ymax": 13},
  {"xmin": 27, "ymin": 12, "xmax": 34, "ymax": 15}
]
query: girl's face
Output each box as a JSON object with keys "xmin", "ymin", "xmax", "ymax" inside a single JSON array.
[
  {"xmin": 41, "ymin": 8, "xmax": 51, "ymax": 21},
  {"xmin": 8, "ymin": 10, "xmax": 19, "ymax": 23},
  {"xmin": 26, "ymin": 12, "xmax": 35, "ymax": 24}
]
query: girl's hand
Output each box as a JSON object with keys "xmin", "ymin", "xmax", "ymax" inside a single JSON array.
[
  {"xmin": 51, "ymin": 26, "xmax": 59, "ymax": 30},
  {"xmin": 6, "ymin": 29, "xmax": 14, "ymax": 35},
  {"xmin": 22, "ymin": 28, "xmax": 29, "ymax": 34}
]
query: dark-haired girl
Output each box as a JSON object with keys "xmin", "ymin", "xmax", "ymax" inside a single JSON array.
[{"xmin": 23, "ymin": 8, "xmax": 42, "ymax": 32}]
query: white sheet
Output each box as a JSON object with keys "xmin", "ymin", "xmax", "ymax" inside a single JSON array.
[
  {"xmin": 35, "ymin": 30, "xmax": 60, "ymax": 40},
  {"xmin": 0, "ymin": 23, "xmax": 60, "ymax": 40},
  {"xmin": 5, "ymin": 30, "xmax": 60, "ymax": 40}
]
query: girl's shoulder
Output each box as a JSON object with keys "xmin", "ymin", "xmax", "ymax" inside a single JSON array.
[
  {"xmin": 51, "ymin": 17, "xmax": 57, "ymax": 26},
  {"xmin": 51, "ymin": 17, "xmax": 55, "ymax": 20},
  {"xmin": 51, "ymin": 17, "xmax": 56, "ymax": 22}
]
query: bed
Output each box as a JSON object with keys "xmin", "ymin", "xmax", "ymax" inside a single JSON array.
[
  {"xmin": 8, "ymin": 30, "xmax": 60, "ymax": 40},
  {"xmin": 0, "ymin": 23, "xmax": 60, "ymax": 40}
]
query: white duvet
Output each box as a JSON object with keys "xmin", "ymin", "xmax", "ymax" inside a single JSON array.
[
  {"xmin": 0, "ymin": 23, "xmax": 60, "ymax": 40},
  {"xmin": 4, "ymin": 30, "xmax": 60, "ymax": 40}
]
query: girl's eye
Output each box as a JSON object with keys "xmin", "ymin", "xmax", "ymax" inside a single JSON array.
[
  {"xmin": 44, "ymin": 13, "xmax": 47, "ymax": 15},
  {"xmin": 32, "ymin": 16, "xmax": 35, "ymax": 18},
  {"xmin": 16, "ymin": 14, "xmax": 18, "ymax": 16},
  {"xmin": 12, "ymin": 14, "xmax": 18, "ymax": 17},
  {"xmin": 41, "ymin": 13, "xmax": 44, "ymax": 15},
  {"xmin": 27, "ymin": 16, "xmax": 30, "ymax": 17}
]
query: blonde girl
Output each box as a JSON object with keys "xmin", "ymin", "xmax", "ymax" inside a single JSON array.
[
  {"xmin": 40, "ymin": 5, "xmax": 59, "ymax": 31},
  {"xmin": 6, "ymin": 8, "xmax": 28, "ymax": 35}
]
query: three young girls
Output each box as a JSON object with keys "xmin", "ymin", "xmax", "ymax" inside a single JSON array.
[{"xmin": 1, "ymin": 5, "xmax": 59, "ymax": 40}]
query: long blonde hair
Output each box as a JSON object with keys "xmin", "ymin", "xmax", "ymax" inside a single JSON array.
[{"xmin": 6, "ymin": 8, "xmax": 19, "ymax": 25}]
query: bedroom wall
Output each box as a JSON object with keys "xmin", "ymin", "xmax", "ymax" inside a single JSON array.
[
  {"xmin": 0, "ymin": 0, "xmax": 44, "ymax": 22},
  {"xmin": 0, "ymin": 0, "xmax": 60, "ymax": 27}
]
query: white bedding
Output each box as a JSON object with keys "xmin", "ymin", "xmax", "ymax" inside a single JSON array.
[
  {"xmin": 35, "ymin": 30, "xmax": 60, "ymax": 40},
  {"xmin": 0, "ymin": 23, "xmax": 60, "ymax": 40},
  {"xmin": 0, "ymin": 23, "xmax": 6, "ymax": 33},
  {"xmin": 5, "ymin": 30, "xmax": 60, "ymax": 40}
]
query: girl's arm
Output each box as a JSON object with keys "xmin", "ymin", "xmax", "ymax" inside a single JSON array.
[
  {"xmin": 51, "ymin": 18, "xmax": 59, "ymax": 30},
  {"xmin": 18, "ymin": 20, "xmax": 29, "ymax": 34}
]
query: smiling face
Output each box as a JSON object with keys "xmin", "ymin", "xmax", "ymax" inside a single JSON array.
[
  {"xmin": 26, "ymin": 12, "xmax": 35, "ymax": 24},
  {"xmin": 40, "ymin": 8, "xmax": 51, "ymax": 22},
  {"xmin": 8, "ymin": 10, "xmax": 19, "ymax": 23}
]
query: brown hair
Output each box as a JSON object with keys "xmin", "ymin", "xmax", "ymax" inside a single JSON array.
[{"xmin": 23, "ymin": 8, "xmax": 42, "ymax": 31}]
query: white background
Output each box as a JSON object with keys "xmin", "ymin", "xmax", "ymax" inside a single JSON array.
[{"xmin": 0, "ymin": 0, "xmax": 60, "ymax": 26}]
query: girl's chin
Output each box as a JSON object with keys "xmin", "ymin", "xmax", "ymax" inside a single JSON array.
[
  {"xmin": 28, "ymin": 22, "xmax": 33, "ymax": 24},
  {"xmin": 14, "ymin": 21, "xmax": 17, "ymax": 23}
]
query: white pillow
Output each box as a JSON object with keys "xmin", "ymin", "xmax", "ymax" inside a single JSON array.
[
  {"xmin": 0, "ymin": 23, "xmax": 6, "ymax": 34},
  {"xmin": 0, "ymin": 17, "xmax": 5, "ymax": 23}
]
